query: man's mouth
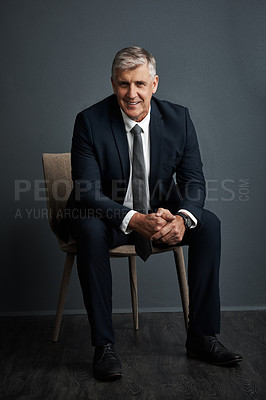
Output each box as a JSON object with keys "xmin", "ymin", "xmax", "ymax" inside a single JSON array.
[{"xmin": 125, "ymin": 100, "xmax": 141, "ymax": 106}]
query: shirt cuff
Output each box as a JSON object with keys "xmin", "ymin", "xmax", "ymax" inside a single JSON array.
[
  {"xmin": 178, "ymin": 209, "xmax": 197, "ymax": 228},
  {"xmin": 120, "ymin": 210, "xmax": 137, "ymax": 234}
]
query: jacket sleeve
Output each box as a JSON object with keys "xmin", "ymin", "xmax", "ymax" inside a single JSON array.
[
  {"xmin": 71, "ymin": 111, "xmax": 131, "ymax": 228},
  {"xmin": 175, "ymin": 108, "xmax": 206, "ymax": 222}
]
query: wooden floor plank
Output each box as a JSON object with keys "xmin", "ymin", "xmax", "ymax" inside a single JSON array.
[{"xmin": 0, "ymin": 311, "xmax": 265, "ymax": 399}]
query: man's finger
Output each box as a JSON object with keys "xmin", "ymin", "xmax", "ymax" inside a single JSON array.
[
  {"xmin": 161, "ymin": 213, "xmax": 175, "ymax": 222},
  {"xmin": 151, "ymin": 223, "xmax": 172, "ymax": 241},
  {"xmin": 155, "ymin": 208, "xmax": 175, "ymax": 222},
  {"xmin": 155, "ymin": 207, "xmax": 165, "ymax": 216}
]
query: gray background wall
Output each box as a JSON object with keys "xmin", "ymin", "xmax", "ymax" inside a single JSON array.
[{"xmin": 1, "ymin": 0, "xmax": 265, "ymax": 315}]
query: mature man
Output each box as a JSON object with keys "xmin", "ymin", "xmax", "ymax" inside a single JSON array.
[{"xmin": 67, "ymin": 46, "xmax": 242, "ymax": 380}]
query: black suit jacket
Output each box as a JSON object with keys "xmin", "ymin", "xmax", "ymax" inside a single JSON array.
[{"xmin": 63, "ymin": 94, "xmax": 205, "ymax": 238}]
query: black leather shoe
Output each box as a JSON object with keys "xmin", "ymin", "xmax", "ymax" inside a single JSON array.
[
  {"xmin": 93, "ymin": 343, "xmax": 122, "ymax": 380},
  {"xmin": 186, "ymin": 334, "xmax": 242, "ymax": 366}
]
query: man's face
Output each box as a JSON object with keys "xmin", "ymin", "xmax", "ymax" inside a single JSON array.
[{"xmin": 111, "ymin": 62, "xmax": 159, "ymax": 122}]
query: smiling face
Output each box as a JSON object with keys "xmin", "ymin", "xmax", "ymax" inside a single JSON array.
[{"xmin": 111, "ymin": 62, "xmax": 159, "ymax": 122}]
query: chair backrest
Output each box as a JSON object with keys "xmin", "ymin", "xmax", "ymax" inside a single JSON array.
[{"xmin": 42, "ymin": 153, "xmax": 76, "ymax": 252}]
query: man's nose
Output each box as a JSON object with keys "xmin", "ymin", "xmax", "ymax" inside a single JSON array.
[{"xmin": 128, "ymin": 84, "xmax": 137, "ymax": 99}]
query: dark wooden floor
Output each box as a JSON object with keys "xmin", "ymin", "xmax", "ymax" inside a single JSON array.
[{"xmin": 0, "ymin": 311, "xmax": 265, "ymax": 400}]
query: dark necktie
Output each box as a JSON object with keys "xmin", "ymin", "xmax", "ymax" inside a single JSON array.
[{"xmin": 131, "ymin": 124, "xmax": 153, "ymax": 261}]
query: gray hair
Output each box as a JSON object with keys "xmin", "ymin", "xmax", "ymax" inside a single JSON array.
[{"xmin": 111, "ymin": 46, "xmax": 157, "ymax": 80}]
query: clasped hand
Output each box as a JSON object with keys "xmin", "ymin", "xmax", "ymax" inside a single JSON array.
[{"xmin": 129, "ymin": 208, "xmax": 186, "ymax": 246}]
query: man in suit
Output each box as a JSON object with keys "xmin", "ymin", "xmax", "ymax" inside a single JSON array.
[{"xmin": 68, "ymin": 46, "xmax": 242, "ymax": 380}]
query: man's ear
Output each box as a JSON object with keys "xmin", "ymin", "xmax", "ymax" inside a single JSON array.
[
  {"xmin": 111, "ymin": 77, "xmax": 117, "ymax": 94},
  {"xmin": 152, "ymin": 75, "xmax": 159, "ymax": 94}
]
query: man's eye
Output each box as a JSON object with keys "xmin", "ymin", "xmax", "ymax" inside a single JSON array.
[
  {"xmin": 120, "ymin": 83, "xmax": 128, "ymax": 88},
  {"xmin": 137, "ymin": 82, "xmax": 145, "ymax": 87}
]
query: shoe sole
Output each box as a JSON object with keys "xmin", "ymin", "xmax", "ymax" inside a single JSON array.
[
  {"xmin": 94, "ymin": 372, "xmax": 123, "ymax": 381},
  {"xmin": 187, "ymin": 351, "xmax": 243, "ymax": 366}
]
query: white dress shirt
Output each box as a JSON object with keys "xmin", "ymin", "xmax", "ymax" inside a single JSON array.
[{"xmin": 119, "ymin": 108, "xmax": 197, "ymax": 233}]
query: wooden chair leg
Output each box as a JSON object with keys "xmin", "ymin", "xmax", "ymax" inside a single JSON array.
[
  {"xmin": 128, "ymin": 255, "xmax": 139, "ymax": 330},
  {"xmin": 173, "ymin": 247, "xmax": 189, "ymax": 331},
  {"xmin": 52, "ymin": 253, "xmax": 75, "ymax": 342}
]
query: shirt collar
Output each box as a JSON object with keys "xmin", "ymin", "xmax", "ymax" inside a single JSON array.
[{"xmin": 120, "ymin": 107, "xmax": 151, "ymax": 133}]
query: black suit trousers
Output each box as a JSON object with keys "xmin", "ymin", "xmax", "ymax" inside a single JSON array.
[{"xmin": 71, "ymin": 209, "xmax": 221, "ymax": 347}]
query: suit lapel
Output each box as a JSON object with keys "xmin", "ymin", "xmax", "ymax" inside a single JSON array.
[
  {"xmin": 110, "ymin": 96, "xmax": 130, "ymax": 183},
  {"xmin": 149, "ymin": 98, "xmax": 163, "ymax": 195}
]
